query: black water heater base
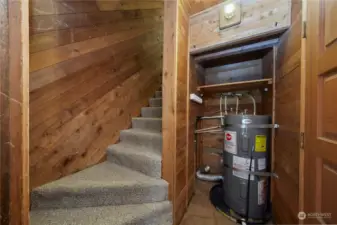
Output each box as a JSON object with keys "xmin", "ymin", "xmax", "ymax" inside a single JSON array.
[{"xmin": 209, "ymin": 183, "xmax": 272, "ymax": 225}]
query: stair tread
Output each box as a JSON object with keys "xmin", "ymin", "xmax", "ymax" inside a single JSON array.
[
  {"xmin": 33, "ymin": 162, "xmax": 166, "ymax": 191},
  {"xmin": 150, "ymin": 98, "xmax": 162, "ymax": 100},
  {"xmin": 119, "ymin": 129, "xmax": 162, "ymax": 153},
  {"xmin": 133, "ymin": 117, "xmax": 162, "ymax": 121},
  {"xmin": 141, "ymin": 107, "xmax": 162, "ymax": 118},
  {"xmin": 31, "ymin": 162, "xmax": 168, "ymax": 210},
  {"xmin": 142, "ymin": 106, "xmax": 162, "ymax": 109},
  {"xmin": 107, "ymin": 143, "xmax": 162, "ymax": 178},
  {"xmin": 30, "ymin": 201, "xmax": 172, "ymax": 225},
  {"xmin": 121, "ymin": 128, "xmax": 162, "ymax": 137},
  {"xmin": 30, "ymin": 90, "xmax": 172, "ymax": 224},
  {"xmin": 107, "ymin": 143, "xmax": 161, "ymax": 159},
  {"xmin": 149, "ymin": 98, "xmax": 162, "ymax": 107}
]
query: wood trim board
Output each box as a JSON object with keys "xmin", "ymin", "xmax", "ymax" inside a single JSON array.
[
  {"xmin": 198, "ymin": 78, "xmax": 272, "ymax": 95},
  {"xmin": 0, "ymin": 0, "xmax": 30, "ymax": 224},
  {"xmin": 190, "ymin": 0, "xmax": 292, "ymax": 55}
]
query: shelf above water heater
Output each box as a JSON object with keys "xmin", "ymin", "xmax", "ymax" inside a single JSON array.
[{"xmin": 197, "ymin": 78, "xmax": 273, "ymax": 95}]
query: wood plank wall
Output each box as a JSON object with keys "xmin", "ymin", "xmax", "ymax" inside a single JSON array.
[
  {"xmin": 189, "ymin": 0, "xmax": 292, "ymax": 54},
  {"xmin": 163, "ymin": 0, "xmax": 211, "ymax": 224},
  {"xmin": 201, "ymin": 60, "xmax": 264, "ymax": 172},
  {"xmin": 273, "ymin": 0, "xmax": 302, "ymax": 223},
  {"xmin": 162, "ymin": 1, "xmax": 238, "ymax": 224},
  {"xmin": 162, "ymin": 0, "xmax": 189, "ymax": 223},
  {"xmin": 205, "ymin": 60, "xmax": 263, "ymax": 85},
  {"xmin": 29, "ymin": 0, "xmax": 163, "ymax": 188},
  {"xmin": 187, "ymin": 0, "xmax": 220, "ymax": 187},
  {"xmin": 187, "ymin": 0, "xmax": 222, "ymax": 15},
  {"xmin": 261, "ymin": 49, "xmax": 274, "ymax": 115},
  {"xmin": 0, "ymin": 0, "xmax": 30, "ymax": 224},
  {"xmin": 188, "ymin": 59, "xmax": 204, "ymax": 196},
  {"xmin": 163, "ymin": 2, "xmax": 269, "ymax": 223}
]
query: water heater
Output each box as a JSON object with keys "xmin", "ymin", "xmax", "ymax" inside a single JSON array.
[
  {"xmin": 223, "ymin": 114, "xmax": 271, "ymax": 219},
  {"xmin": 195, "ymin": 93, "xmax": 277, "ymax": 223}
]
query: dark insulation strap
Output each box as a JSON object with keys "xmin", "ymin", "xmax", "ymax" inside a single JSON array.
[
  {"xmin": 225, "ymin": 124, "xmax": 280, "ymax": 129},
  {"xmin": 224, "ymin": 164, "xmax": 279, "ymax": 178}
]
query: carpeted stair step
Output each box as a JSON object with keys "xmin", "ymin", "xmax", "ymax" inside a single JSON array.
[
  {"xmin": 149, "ymin": 98, "xmax": 162, "ymax": 107},
  {"xmin": 30, "ymin": 201, "xmax": 172, "ymax": 225},
  {"xmin": 107, "ymin": 143, "xmax": 162, "ymax": 178},
  {"xmin": 146, "ymin": 210, "xmax": 173, "ymax": 225},
  {"xmin": 141, "ymin": 107, "xmax": 162, "ymax": 118},
  {"xmin": 132, "ymin": 118, "xmax": 162, "ymax": 132},
  {"xmin": 155, "ymin": 91, "xmax": 162, "ymax": 98},
  {"xmin": 119, "ymin": 129, "xmax": 162, "ymax": 153},
  {"xmin": 31, "ymin": 162, "xmax": 168, "ymax": 210}
]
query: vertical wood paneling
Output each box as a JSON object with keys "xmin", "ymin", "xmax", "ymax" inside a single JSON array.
[
  {"xmin": 187, "ymin": 58, "xmax": 204, "ymax": 200},
  {"xmin": 187, "ymin": 0, "xmax": 222, "ymax": 15},
  {"xmin": 273, "ymin": 1, "xmax": 302, "ymax": 223},
  {"xmin": 30, "ymin": 0, "xmax": 163, "ymax": 188},
  {"xmin": 201, "ymin": 59, "xmax": 263, "ymax": 172},
  {"xmin": 163, "ymin": 1, "xmax": 220, "ymax": 224},
  {"xmin": 0, "ymin": 0, "xmax": 30, "ymax": 224},
  {"xmin": 175, "ymin": 0, "xmax": 189, "ymax": 222},
  {"xmin": 162, "ymin": 0, "xmax": 177, "ymax": 215},
  {"xmin": 0, "ymin": 2, "xmax": 11, "ymax": 222},
  {"xmin": 163, "ymin": 0, "xmax": 193, "ymax": 224}
]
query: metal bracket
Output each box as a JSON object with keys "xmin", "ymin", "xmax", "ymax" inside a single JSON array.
[
  {"xmin": 224, "ymin": 164, "xmax": 279, "ymax": 179},
  {"xmin": 225, "ymin": 124, "xmax": 280, "ymax": 129},
  {"xmin": 195, "ymin": 124, "xmax": 280, "ymax": 134}
]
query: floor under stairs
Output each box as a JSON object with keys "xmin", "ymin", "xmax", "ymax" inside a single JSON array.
[{"xmin": 30, "ymin": 90, "xmax": 172, "ymax": 225}]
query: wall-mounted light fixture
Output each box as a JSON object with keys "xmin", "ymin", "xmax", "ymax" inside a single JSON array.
[
  {"xmin": 219, "ymin": 0, "xmax": 241, "ymax": 30},
  {"xmin": 224, "ymin": 3, "xmax": 236, "ymax": 19}
]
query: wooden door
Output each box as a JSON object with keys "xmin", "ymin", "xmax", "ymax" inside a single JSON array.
[{"xmin": 304, "ymin": 0, "xmax": 337, "ymax": 224}]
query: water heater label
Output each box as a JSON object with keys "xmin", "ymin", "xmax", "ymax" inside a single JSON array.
[
  {"xmin": 225, "ymin": 131, "xmax": 237, "ymax": 155},
  {"xmin": 232, "ymin": 155, "xmax": 255, "ymax": 180},
  {"xmin": 255, "ymin": 135, "xmax": 267, "ymax": 152},
  {"xmin": 258, "ymin": 179, "xmax": 267, "ymax": 205},
  {"xmin": 258, "ymin": 158, "xmax": 266, "ymax": 171}
]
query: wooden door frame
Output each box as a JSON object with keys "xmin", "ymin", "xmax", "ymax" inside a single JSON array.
[
  {"xmin": 299, "ymin": 0, "xmax": 307, "ymax": 221},
  {"xmin": 304, "ymin": 0, "xmax": 318, "ymax": 218},
  {"xmin": 0, "ymin": 0, "xmax": 30, "ymax": 224},
  {"xmin": 162, "ymin": 0, "xmax": 195, "ymax": 224},
  {"xmin": 303, "ymin": 0, "xmax": 319, "ymax": 221},
  {"xmin": 303, "ymin": 0, "xmax": 337, "ymax": 223}
]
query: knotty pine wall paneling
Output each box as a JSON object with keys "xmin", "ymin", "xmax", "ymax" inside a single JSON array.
[
  {"xmin": 187, "ymin": 0, "xmax": 222, "ymax": 15},
  {"xmin": 201, "ymin": 59, "xmax": 263, "ymax": 172},
  {"xmin": 163, "ymin": 1, "xmax": 225, "ymax": 223},
  {"xmin": 29, "ymin": 0, "xmax": 163, "ymax": 188},
  {"xmin": 187, "ymin": 59, "xmax": 205, "ymax": 201},
  {"xmin": 163, "ymin": 0, "xmax": 201, "ymax": 224},
  {"xmin": 261, "ymin": 49, "xmax": 274, "ymax": 115},
  {"xmin": 190, "ymin": 0, "xmax": 292, "ymax": 54},
  {"xmin": 0, "ymin": 0, "xmax": 30, "ymax": 224}
]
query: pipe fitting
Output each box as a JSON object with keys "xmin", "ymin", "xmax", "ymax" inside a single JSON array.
[
  {"xmin": 246, "ymin": 94, "xmax": 256, "ymax": 115},
  {"xmin": 196, "ymin": 165, "xmax": 223, "ymax": 182}
]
